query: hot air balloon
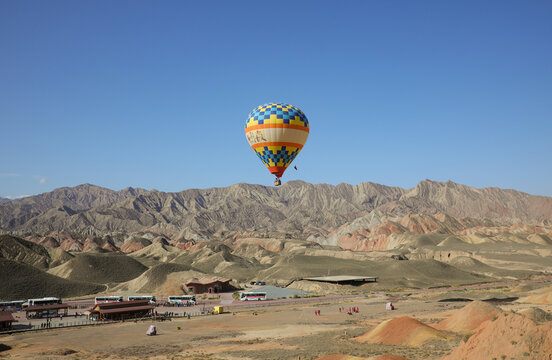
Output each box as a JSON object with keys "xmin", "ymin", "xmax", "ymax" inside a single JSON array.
[{"xmin": 245, "ymin": 103, "xmax": 309, "ymax": 186}]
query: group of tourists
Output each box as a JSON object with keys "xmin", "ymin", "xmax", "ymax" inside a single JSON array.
[{"xmin": 338, "ymin": 306, "xmax": 360, "ymax": 315}]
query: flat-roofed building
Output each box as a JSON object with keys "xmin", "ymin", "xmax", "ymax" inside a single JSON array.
[
  {"xmin": 185, "ymin": 276, "xmax": 232, "ymax": 294},
  {"xmin": 0, "ymin": 311, "xmax": 15, "ymax": 330},
  {"xmin": 302, "ymin": 275, "xmax": 377, "ymax": 285},
  {"xmin": 25, "ymin": 303, "xmax": 69, "ymax": 319},
  {"xmin": 89, "ymin": 299, "xmax": 153, "ymax": 321}
]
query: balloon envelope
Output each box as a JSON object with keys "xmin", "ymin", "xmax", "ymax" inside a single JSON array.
[{"xmin": 245, "ymin": 103, "xmax": 309, "ymax": 178}]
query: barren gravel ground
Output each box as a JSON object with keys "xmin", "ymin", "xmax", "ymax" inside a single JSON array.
[
  {"xmin": 1, "ymin": 282, "xmax": 550, "ymax": 360},
  {"xmin": 0, "ymin": 295, "xmax": 464, "ymax": 360}
]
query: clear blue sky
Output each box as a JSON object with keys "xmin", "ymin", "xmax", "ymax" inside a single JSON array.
[{"xmin": 1, "ymin": 0, "xmax": 551, "ymax": 198}]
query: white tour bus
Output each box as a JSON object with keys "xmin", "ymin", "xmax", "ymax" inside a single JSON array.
[
  {"xmin": 26, "ymin": 297, "xmax": 62, "ymax": 307},
  {"xmin": 0, "ymin": 300, "xmax": 25, "ymax": 310},
  {"xmin": 240, "ymin": 292, "xmax": 267, "ymax": 301},
  {"xmin": 94, "ymin": 296, "xmax": 123, "ymax": 305},
  {"xmin": 167, "ymin": 295, "xmax": 196, "ymax": 306},
  {"xmin": 127, "ymin": 295, "xmax": 156, "ymax": 304}
]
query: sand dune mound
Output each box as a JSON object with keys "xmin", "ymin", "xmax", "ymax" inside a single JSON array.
[
  {"xmin": 82, "ymin": 236, "xmax": 119, "ymax": 252},
  {"xmin": 232, "ymin": 243, "xmax": 275, "ymax": 261},
  {"xmin": 48, "ymin": 253, "xmax": 147, "ymax": 283},
  {"xmin": 132, "ymin": 242, "xmax": 180, "ymax": 263},
  {"xmin": 446, "ymin": 256, "xmax": 505, "ymax": 276},
  {"xmin": 39, "ymin": 236, "xmax": 60, "ymax": 248},
  {"xmin": 408, "ymin": 234, "xmax": 445, "ymax": 247},
  {"xmin": 45, "ymin": 247, "xmax": 74, "ymax": 268},
  {"xmin": 512, "ymin": 284, "xmax": 531, "ymax": 292},
  {"xmin": 527, "ymin": 234, "xmax": 552, "ymax": 245},
  {"xmin": 448, "ymin": 256, "xmax": 487, "ymax": 268},
  {"xmin": 0, "ymin": 258, "xmax": 105, "ymax": 300},
  {"xmin": 437, "ymin": 236, "xmax": 467, "ymax": 247},
  {"xmin": 120, "ymin": 236, "xmax": 152, "ymax": 253},
  {"xmin": 443, "ymin": 312, "xmax": 552, "ymax": 360},
  {"xmin": 259, "ymin": 255, "xmax": 491, "ymax": 288},
  {"xmin": 376, "ymin": 259, "xmax": 491, "ymax": 288},
  {"xmin": 258, "ymin": 254, "xmax": 360, "ymax": 282},
  {"xmin": 448, "ymin": 256, "xmax": 536, "ymax": 278},
  {"xmin": 315, "ymin": 355, "xmax": 408, "ymax": 360},
  {"xmin": 172, "ymin": 244, "xmax": 262, "ymax": 280},
  {"xmin": 518, "ymin": 307, "xmax": 552, "ymax": 323},
  {"xmin": 113, "ymin": 263, "xmax": 205, "ymax": 295},
  {"xmin": 433, "ymin": 300, "xmax": 501, "ymax": 334},
  {"xmin": 0, "ymin": 235, "xmax": 74, "ymax": 269},
  {"xmin": 517, "ymin": 285, "xmax": 552, "ymax": 304},
  {"xmin": 353, "ymin": 316, "xmax": 452, "ymax": 347},
  {"xmin": 134, "ymin": 263, "xmax": 195, "ymax": 288},
  {"xmin": 209, "ymin": 255, "xmax": 265, "ymax": 280},
  {"xmin": 233, "ymin": 237, "xmax": 287, "ymax": 253},
  {"xmin": 260, "ymin": 254, "xmax": 376, "ymax": 283},
  {"xmin": 171, "ymin": 246, "xmax": 215, "ymax": 265},
  {"xmin": 153, "ymin": 270, "xmax": 207, "ymax": 296},
  {"xmin": 314, "ymin": 355, "xmax": 369, "ymax": 360},
  {"xmin": 287, "ymin": 280, "xmax": 345, "ymax": 295},
  {"xmin": 0, "ymin": 234, "xmax": 52, "ymax": 269},
  {"xmin": 462, "ymin": 233, "xmax": 495, "ymax": 245},
  {"xmin": 152, "ymin": 236, "xmax": 170, "ymax": 245}
]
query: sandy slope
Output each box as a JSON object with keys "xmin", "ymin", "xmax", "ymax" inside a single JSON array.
[
  {"xmin": 48, "ymin": 253, "xmax": 147, "ymax": 283},
  {"xmin": 112, "ymin": 263, "xmax": 205, "ymax": 295},
  {"xmin": 516, "ymin": 284, "xmax": 552, "ymax": 304},
  {"xmin": 0, "ymin": 258, "xmax": 105, "ymax": 300},
  {"xmin": 315, "ymin": 355, "xmax": 409, "ymax": 360},
  {"xmin": 443, "ymin": 312, "xmax": 552, "ymax": 360},
  {"xmin": 353, "ymin": 316, "xmax": 453, "ymax": 347},
  {"xmin": 432, "ymin": 300, "xmax": 501, "ymax": 334}
]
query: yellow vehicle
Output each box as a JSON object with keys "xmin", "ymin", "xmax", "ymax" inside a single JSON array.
[{"xmin": 213, "ymin": 306, "xmax": 223, "ymax": 314}]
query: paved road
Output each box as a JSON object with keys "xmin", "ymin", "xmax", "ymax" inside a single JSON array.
[{"xmin": 60, "ymin": 275, "xmax": 552, "ymax": 311}]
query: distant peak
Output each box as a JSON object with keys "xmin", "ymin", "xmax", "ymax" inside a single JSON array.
[
  {"xmin": 282, "ymin": 180, "xmax": 309, "ymax": 186},
  {"xmin": 416, "ymin": 179, "xmax": 460, "ymax": 187},
  {"xmin": 75, "ymin": 183, "xmax": 98, "ymax": 188},
  {"xmin": 122, "ymin": 186, "xmax": 136, "ymax": 195},
  {"xmin": 72, "ymin": 183, "xmax": 109, "ymax": 191}
]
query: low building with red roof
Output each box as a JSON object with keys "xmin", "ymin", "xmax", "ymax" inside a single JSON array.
[
  {"xmin": 25, "ymin": 303, "xmax": 69, "ymax": 319},
  {"xmin": 89, "ymin": 299, "xmax": 153, "ymax": 321},
  {"xmin": 185, "ymin": 276, "xmax": 232, "ymax": 294},
  {"xmin": 0, "ymin": 311, "xmax": 15, "ymax": 330}
]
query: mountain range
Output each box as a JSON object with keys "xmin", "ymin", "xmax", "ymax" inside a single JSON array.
[
  {"xmin": 1, "ymin": 180, "xmax": 552, "ymax": 299},
  {"xmin": 0, "ymin": 180, "xmax": 551, "ymax": 240}
]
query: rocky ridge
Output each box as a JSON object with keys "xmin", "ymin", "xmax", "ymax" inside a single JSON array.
[{"xmin": 1, "ymin": 180, "xmax": 551, "ymax": 240}]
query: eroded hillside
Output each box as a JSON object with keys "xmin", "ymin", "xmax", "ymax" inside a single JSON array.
[{"xmin": 1, "ymin": 180, "xmax": 551, "ymax": 237}]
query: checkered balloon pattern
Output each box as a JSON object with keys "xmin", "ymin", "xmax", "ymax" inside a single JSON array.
[
  {"xmin": 246, "ymin": 103, "xmax": 309, "ymax": 128},
  {"xmin": 245, "ymin": 103, "xmax": 309, "ymax": 179}
]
